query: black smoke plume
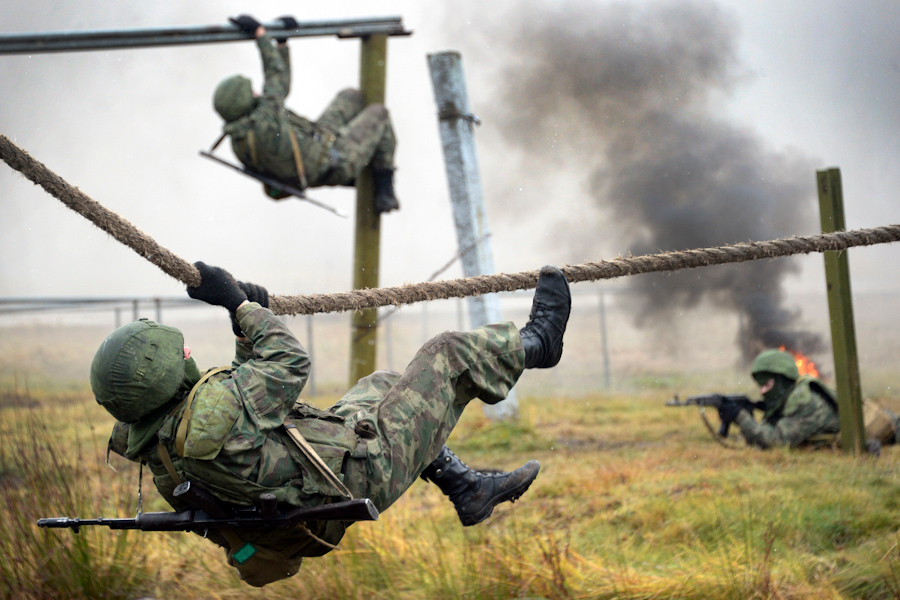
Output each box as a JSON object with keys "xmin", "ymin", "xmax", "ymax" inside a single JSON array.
[{"xmin": 475, "ymin": 0, "xmax": 822, "ymax": 358}]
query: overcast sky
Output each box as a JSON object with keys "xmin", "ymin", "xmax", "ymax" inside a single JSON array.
[{"xmin": 2, "ymin": 0, "xmax": 898, "ymax": 311}]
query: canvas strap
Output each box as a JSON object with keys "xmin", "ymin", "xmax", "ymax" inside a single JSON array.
[
  {"xmin": 283, "ymin": 421, "xmax": 353, "ymax": 499},
  {"xmin": 286, "ymin": 128, "xmax": 309, "ymax": 189}
]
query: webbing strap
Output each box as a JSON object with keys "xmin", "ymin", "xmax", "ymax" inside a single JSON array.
[
  {"xmin": 247, "ymin": 129, "xmax": 259, "ymax": 168},
  {"xmin": 175, "ymin": 367, "xmax": 232, "ymax": 457},
  {"xmin": 283, "ymin": 421, "xmax": 353, "ymax": 499},
  {"xmin": 287, "ymin": 128, "xmax": 309, "ymax": 189},
  {"xmin": 157, "ymin": 443, "xmax": 183, "ymax": 486}
]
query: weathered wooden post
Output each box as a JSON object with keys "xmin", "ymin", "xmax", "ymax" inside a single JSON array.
[
  {"xmin": 428, "ymin": 50, "xmax": 518, "ymax": 420},
  {"xmin": 349, "ymin": 34, "xmax": 388, "ymax": 386},
  {"xmin": 816, "ymin": 167, "xmax": 865, "ymax": 455}
]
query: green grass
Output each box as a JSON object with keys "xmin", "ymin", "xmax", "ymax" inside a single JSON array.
[{"xmin": 4, "ymin": 377, "xmax": 900, "ymax": 599}]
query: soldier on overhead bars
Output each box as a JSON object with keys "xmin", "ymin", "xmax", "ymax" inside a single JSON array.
[{"xmin": 212, "ymin": 14, "xmax": 399, "ymax": 214}]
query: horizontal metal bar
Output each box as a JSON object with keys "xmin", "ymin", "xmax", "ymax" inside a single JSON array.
[{"xmin": 0, "ymin": 17, "xmax": 411, "ymax": 55}]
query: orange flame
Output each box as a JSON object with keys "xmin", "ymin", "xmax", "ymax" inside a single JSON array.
[{"xmin": 778, "ymin": 345, "xmax": 820, "ymax": 378}]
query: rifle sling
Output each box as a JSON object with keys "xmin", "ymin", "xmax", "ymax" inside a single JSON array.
[
  {"xmin": 245, "ymin": 128, "xmax": 309, "ymax": 190},
  {"xmin": 283, "ymin": 421, "xmax": 353, "ymax": 500},
  {"xmin": 287, "ymin": 128, "xmax": 309, "ymax": 189}
]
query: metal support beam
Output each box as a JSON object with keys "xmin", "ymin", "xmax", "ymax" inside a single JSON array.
[
  {"xmin": 817, "ymin": 167, "xmax": 865, "ymax": 455},
  {"xmin": 349, "ymin": 34, "xmax": 387, "ymax": 387},
  {"xmin": 0, "ymin": 17, "xmax": 410, "ymax": 55},
  {"xmin": 428, "ymin": 50, "xmax": 518, "ymax": 420}
]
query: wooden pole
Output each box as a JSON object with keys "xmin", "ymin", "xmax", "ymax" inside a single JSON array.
[
  {"xmin": 349, "ymin": 34, "xmax": 387, "ymax": 387},
  {"xmin": 816, "ymin": 168, "xmax": 865, "ymax": 455}
]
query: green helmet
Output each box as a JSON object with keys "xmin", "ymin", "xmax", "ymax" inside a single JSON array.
[
  {"xmin": 90, "ymin": 319, "xmax": 186, "ymax": 423},
  {"xmin": 213, "ymin": 75, "xmax": 256, "ymax": 121},
  {"xmin": 751, "ymin": 349, "xmax": 799, "ymax": 382}
]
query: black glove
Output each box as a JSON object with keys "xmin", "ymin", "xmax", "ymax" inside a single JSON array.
[
  {"xmin": 717, "ymin": 402, "xmax": 744, "ymax": 428},
  {"xmin": 276, "ymin": 15, "xmax": 299, "ymax": 43},
  {"xmin": 187, "ymin": 262, "xmax": 248, "ymax": 313},
  {"xmin": 229, "ymin": 14, "xmax": 261, "ymax": 34},
  {"xmin": 239, "ymin": 281, "xmax": 270, "ymax": 308}
]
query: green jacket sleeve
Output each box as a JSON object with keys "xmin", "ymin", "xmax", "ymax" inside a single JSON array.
[
  {"xmin": 229, "ymin": 301, "xmax": 310, "ymax": 426},
  {"xmin": 257, "ymin": 33, "xmax": 290, "ymax": 101}
]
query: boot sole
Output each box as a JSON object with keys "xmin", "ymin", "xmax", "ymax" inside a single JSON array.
[{"xmin": 460, "ymin": 461, "xmax": 540, "ymax": 527}]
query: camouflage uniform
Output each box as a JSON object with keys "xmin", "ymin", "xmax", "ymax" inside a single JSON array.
[
  {"xmin": 221, "ymin": 34, "xmax": 396, "ymax": 189},
  {"xmin": 109, "ymin": 302, "xmax": 524, "ymax": 584},
  {"xmin": 735, "ymin": 376, "xmax": 840, "ymax": 448}
]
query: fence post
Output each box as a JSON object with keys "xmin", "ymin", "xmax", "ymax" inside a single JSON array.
[{"xmin": 816, "ymin": 167, "xmax": 865, "ymax": 455}]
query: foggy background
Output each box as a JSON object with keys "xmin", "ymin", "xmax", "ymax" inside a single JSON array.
[{"xmin": 2, "ymin": 1, "xmax": 899, "ymax": 374}]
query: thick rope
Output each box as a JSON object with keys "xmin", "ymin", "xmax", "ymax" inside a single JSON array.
[
  {"xmin": 0, "ymin": 134, "xmax": 202, "ymax": 286},
  {"xmin": 3, "ymin": 133, "xmax": 900, "ymax": 316}
]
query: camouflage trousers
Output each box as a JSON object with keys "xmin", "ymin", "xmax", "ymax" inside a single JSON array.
[
  {"xmin": 305, "ymin": 88, "xmax": 396, "ymax": 186},
  {"xmin": 328, "ymin": 322, "xmax": 524, "ymax": 512}
]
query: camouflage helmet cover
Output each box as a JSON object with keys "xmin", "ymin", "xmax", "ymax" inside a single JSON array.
[
  {"xmin": 213, "ymin": 75, "xmax": 256, "ymax": 121},
  {"xmin": 751, "ymin": 349, "xmax": 800, "ymax": 382},
  {"xmin": 90, "ymin": 319, "xmax": 186, "ymax": 423}
]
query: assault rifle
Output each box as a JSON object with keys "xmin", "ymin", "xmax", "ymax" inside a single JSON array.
[
  {"xmin": 38, "ymin": 481, "xmax": 378, "ymax": 534},
  {"xmin": 666, "ymin": 393, "xmax": 764, "ymax": 438}
]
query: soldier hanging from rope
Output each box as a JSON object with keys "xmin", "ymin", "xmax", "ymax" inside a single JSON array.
[
  {"xmin": 91, "ymin": 263, "xmax": 571, "ymax": 587},
  {"xmin": 212, "ymin": 14, "xmax": 400, "ymax": 214}
]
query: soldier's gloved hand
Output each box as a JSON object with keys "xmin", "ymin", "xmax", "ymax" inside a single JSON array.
[
  {"xmin": 239, "ymin": 281, "xmax": 270, "ymax": 308},
  {"xmin": 717, "ymin": 402, "xmax": 744, "ymax": 426},
  {"xmin": 229, "ymin": 14, "xmax": 261, "ymax": 34},
  {"xmin": 187, "ymin": 262, "xmax": 248, "ymax": 312},
  {"xmin": 275, "ymin": 15, "xmax": 299, "ymax": 43}
]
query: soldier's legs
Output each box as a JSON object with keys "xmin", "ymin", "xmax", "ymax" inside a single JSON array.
[
  {"xmin": 315, "ymin": 88, "xmax": 366, "ymax": 132},
  {"xmin": 327, "ymin": 104, "xmax": 397, "ymax": 183},
  {"xmin": 340, "ymin": 323, "xmax": 524, "ymax": 512}
]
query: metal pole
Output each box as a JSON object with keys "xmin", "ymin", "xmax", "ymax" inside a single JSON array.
[
  {"xmin": 115, "ymin": 307, "xmax": 122, "ymax": 329},
  {"xmin": 306, "ymin": 315, "xmax": 316, "ymax": 397},
  {"xmin": 154, "ymin": 298, "xmax": 162, "ymax": 323},
  {"xmin": 349, "ymin": 34, "xmax": 387, "ymax": 387},
  {"xmin": 428, "ymin": 50, "xmax": 518, "ymax": 420},
  {"xmin": 598, "ymin": 291, "xmax": 611, "ymax": 389},
  {"xmin": 817, "ymin": 168, "xmax": 865, "ymax": 455},
  {"xmin": 131, "ymin": 300, "xmax": 139, "ymax": 321},
  {"xmin": 0, "ymin": 18, "xmax": 410, "ymax": 55}
]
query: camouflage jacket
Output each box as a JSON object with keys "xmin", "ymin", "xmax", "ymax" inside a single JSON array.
[
  {"xmin": 222, "ymin": 34, "xmax": 332, "ymax": 186},
  {"xmin": 735, "ymin": 376, "xmax": 840, "ymax": 449},
  {"xmin": 108, "ymin": 302, "xmax": 363, "ymax": 555}
]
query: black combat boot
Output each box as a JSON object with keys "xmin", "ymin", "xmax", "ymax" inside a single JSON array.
[
  {"xmin": 421, "ymin": 447, "xmax": 540, "ymax": 526},
  {"xmin": 520, "ymin": 266, "xmax": 571, "ymax": 369},
  {"xmin": 372, "ymin": 167, "xmax": 400, "ymax": 214}
]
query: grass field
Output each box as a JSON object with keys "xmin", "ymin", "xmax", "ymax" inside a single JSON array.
[{"xmin": 2, "ymin": 289, "xmax": 900, "ymax": 599}]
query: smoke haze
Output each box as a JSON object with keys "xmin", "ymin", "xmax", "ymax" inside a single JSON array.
[{"xmin": 459, "ymin": 1, "xmax": 832, "ymax": 355}]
